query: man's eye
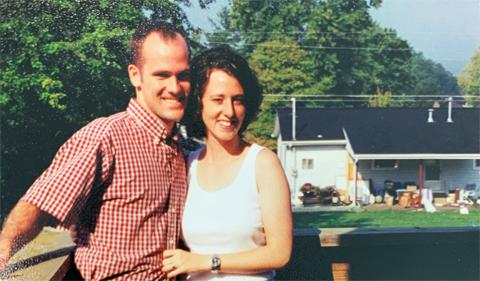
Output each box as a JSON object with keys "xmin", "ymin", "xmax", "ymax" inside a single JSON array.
[
  {"xmin": 156, "ymin": 73, "xmax": 170, "ymax": 79},
  {"xmin": 178, "ymin": 71, "xmax": 190, "ymax": 82}
]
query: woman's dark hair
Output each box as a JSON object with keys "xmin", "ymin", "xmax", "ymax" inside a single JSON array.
[{"xmin": 185, "ymin": 45, "xmax": 263, "ymax": 139}]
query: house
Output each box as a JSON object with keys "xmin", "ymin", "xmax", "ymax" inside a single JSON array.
[{"xmin": 272, "ymin": 105, "xmax": 480, "ymax": 203}]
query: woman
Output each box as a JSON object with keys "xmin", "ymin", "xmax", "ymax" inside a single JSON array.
[{"xmin": 162, "ymin": 46, "xmax": 292, "ymax": 280}]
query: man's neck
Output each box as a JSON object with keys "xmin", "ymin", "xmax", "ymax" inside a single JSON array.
[{"xmin": 133, "ymin": 97, "xmax": 174, "ymax": 136}]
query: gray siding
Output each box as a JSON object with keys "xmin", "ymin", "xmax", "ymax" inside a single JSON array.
[
  {"xmin": 441, "ymin": 160, "xmax": 480, "ymax": 190},
  {"xmin": 358, "ymin": 159, "xmax": 480, "ymax": 192},
  {"xmin": 358, "ymin": 160, "xmax": 419, "ymax": 190}
]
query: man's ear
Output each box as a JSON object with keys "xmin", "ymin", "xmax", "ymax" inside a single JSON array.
[{"xmin": 128, "ymin": 64, "xmax": 142, "ymax": 90}]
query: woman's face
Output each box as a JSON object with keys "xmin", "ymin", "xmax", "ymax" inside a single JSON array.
[{"xmin": 201, "ymin": 69, "xmax": 246, "ymax": 143}]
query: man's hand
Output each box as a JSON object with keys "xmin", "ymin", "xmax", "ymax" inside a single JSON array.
[
  {"xmin": 0, "ymin": 200, "xmax": 53, "ymax": 275},
  {"xmin": 0, "ymin": 254, "xmax": 10, "ymax": 279},
  {"xmin": 0, "ymin": 239, "xmax": 11, "ymax": 268},
  {"xmin": 0, "ymin": 226, "xmax": 14, "ymax": 278},
  {"xmin": 69, "ymin": 225, "xmax": 80, "ymax": 244},
  {"xmin": 252, "ymin": 227, "xmax": 266, "ymax": 246}
]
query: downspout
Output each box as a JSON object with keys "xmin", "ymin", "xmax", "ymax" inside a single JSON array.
[
  {"xmin": 290, "ymin": 98, "xmax": 298, "ymax": 204},
  {"xmin": 289, "ymin": 144, "xmax": 299, "ymax": 205},
  {"xmin": 354, "ymin": 160, "xmax": 359, "ymax": 206},
  {"xmin": 342, "ymin": 128, "xmax": 359, "ymax": 206},
  {"xmin": 292, "ymin": 145, "xmax": 297, "ymax": 196},
  {"xmin": 419, "ymin": 161, "xmax": 424, "ymax": 204}
]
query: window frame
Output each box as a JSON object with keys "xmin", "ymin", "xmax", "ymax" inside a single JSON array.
[
  {"xmin": 302, "ymin": 158, "xmax": 314, "ymax": 170},
  {"xmin": 474, "ymin": 159, "xmax": 480, "ymax": 170},
  {"xmin": 371, "ymin": 159, "xmax": 399, "ymax": 170}
]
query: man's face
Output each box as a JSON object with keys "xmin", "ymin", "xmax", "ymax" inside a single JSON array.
[{"xmin": 128, "ymin": 33, "xmax": 190, "ymax": 133}]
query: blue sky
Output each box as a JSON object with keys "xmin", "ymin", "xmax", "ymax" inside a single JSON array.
[{"xmin": 184, "ymin": 0, "xmax": 480, "ymax": 76}]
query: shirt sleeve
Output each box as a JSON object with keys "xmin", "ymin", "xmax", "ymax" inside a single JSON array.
[{"xmin": 22, "ymin": 118, "xmax": 114, "ymax": 224}]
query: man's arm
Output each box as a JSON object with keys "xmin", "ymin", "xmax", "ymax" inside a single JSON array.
[{"xmin": 0, "ymin": 200, "xmax": 56, "ymax": 269}]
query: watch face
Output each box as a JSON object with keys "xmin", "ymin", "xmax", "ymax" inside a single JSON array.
[{"xmin": 211, "ymin": 255, "xmax": 221, "ymax": 272}]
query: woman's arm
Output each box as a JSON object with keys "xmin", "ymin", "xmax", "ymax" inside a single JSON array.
[{"xmin": 162, "ymin": 148, "xmax": 293, "ymax": 278}]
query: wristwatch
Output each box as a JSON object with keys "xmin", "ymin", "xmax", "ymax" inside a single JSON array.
[{"xmin": 210, "ymin": 254, "xmax": 221, "ymax": 274}]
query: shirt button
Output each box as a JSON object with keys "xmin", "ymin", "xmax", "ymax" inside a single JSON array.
[{"xmin": 154, "ymin": 137, "xmax": 160, "ymax": 145}]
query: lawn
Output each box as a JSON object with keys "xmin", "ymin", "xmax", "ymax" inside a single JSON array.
[{"xmin": 293, "ymin": 208, "xmax": 480, "ymax": 228}]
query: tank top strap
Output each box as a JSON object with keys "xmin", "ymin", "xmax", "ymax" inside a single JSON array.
[
  {"xmin": 240, "ymin": 144, "xmax": 265, "ymax": 181},
  {"xmin": 247, "ymin": 143, "xmax": 265, "ymax": 161}
]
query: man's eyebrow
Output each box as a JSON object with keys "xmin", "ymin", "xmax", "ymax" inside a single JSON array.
[
  {"xmin": 151, "ymin": 68, "xmax": 190, "ymax": 76},
  {"xmin": 152, "ymin": 70, "xmax": 172, "ymax": 76}
]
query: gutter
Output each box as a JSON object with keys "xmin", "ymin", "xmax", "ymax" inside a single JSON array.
[
  {"xmin": 354, "ymin": 154, "xmax": 480, "ymax": 160},
  {"xmin": 280, "ymin": 140, "xmax": 347, "ymax": 146}
]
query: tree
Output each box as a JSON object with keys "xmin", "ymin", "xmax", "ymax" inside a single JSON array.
[
  {"xmin": 407, "ymin": 52, "xmax": 461, "ymax": 107},
  {"xmin": 204, "ymin": 6, "xmax": 242, "ymax": 50},
  {"xmin": 211, "ymin": 0, "xmax": 417, "ymax": 101},
  {"xmin": 0, "ymin": 0, "xmax": 202, "ymax": 216},
  {"xmin": 368, "ymin": 89, "xmax": 405, "ymax": 107},
  {"xmin": 206, "ymin": 0, "xmax": 428, "ymax": 142},
  {"xmin": 459, "ymin": 48, "xmax": 480, "ymax": 107},
  {"xmin": 247, "ymin": 38, "xmax": 333, "ymax": 143}
]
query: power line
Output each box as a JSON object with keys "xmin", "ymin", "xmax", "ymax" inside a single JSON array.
[
  {"xmin": 205, "ymin": 30, "xmax": 479, "ymax": 37},
  {"xmin": 263, "ymin": 94, "xmax": 479, "ymax": 98},
  {"xmin": 207, "ymin": 41, "xmax": 411, "ymax": 51},
  {"xmin": 264, "ymin": 99, "xmax": 480, "ymax": 103}
]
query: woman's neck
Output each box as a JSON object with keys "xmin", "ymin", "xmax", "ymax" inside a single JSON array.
[{"xmin": 203, "ymin": 136, "xmax": 247, "ymax": 164}]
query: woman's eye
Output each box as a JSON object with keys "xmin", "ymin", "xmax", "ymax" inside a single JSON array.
[{"xmin": 233, "ymin": 97, "xmax": 244, "ymax": 104}]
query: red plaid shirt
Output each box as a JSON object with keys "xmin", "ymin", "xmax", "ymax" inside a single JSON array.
[{"xmin": 22, "ymin": 99, "xmax": 187, "ymax": 280}]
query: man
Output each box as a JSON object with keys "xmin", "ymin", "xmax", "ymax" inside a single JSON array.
[{"xmin": 0, "ymin": 19, "xmax": 191, "ymax": 280}]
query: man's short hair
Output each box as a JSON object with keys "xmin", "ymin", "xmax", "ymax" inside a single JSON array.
[
  {"xmin": 129, "ymin": 19, "xmax": 189, "ymax": 67},
  {"xmin": 185, "ymin": 45, "xmax": 263, "ymax": 139}
]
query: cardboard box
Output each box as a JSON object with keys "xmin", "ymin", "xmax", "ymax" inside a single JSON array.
[
  {"xmin": 447, "ymin": 193, "xmax": 456, "ymax": 204},
  {"xmin": 434, "ymin": 197, "xmax": 447, "ymax": 206},
  {"xmin": 406, "ymin": 185, "xmax": 417, "ymax": 191}
]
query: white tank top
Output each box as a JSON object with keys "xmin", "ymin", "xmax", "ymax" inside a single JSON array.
[{"xmin": 182, "ymin": 144, "xmax": 274, "ymax": 281}]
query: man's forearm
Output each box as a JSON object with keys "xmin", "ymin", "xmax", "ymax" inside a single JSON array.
[{"xmin": 0, "ymin": 200, "xmax": 53, "ymax": 268}]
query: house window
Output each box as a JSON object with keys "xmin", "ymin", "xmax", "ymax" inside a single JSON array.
[
  {"xmin": 425, "ymin": 160, "xmax": 440, "ymax": 181},
  {"xmin": 474, "ymin": 160, "xmax": 480, "ymax": 170},
  {"xmin": 302, "ymin": 159, "xmax": 314, "ymax": 170},
  {"xmin": 372, "ymin": 160, "xmax": 399, "ymax": 169}
]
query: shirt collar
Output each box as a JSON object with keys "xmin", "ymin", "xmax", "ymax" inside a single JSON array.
[{"xmin": 127, "ymin": 98, "xmax": 179, "ymax": 143}]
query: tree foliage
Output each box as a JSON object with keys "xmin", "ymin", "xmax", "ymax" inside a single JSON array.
[
  {"xmin": 224, "ymin": 0, "xmax": 414, "ymax": 98},
  {"xmin": 247, "ymin": 38, "xmax": 332, "ymax": 141},
  {"xmin": 408, "ymin": 52, "xmax": 461, "ymax": 107},
  {"xmin": 208, "ymin": 0, "xmax": 462, "ymax": 140},
  {"xmin": 0, "ymin": 0, "xmax": 201, "ymax": 215},
  {"xmin": 459, "ymin": 48, "xmax": 480, "ymax": 107}
]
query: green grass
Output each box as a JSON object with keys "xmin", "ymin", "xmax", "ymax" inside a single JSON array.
[{"xmin": 294, "ymin": 208, "xmax": 480, "ymax": 228}]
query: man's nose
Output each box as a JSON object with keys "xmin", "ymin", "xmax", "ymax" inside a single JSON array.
[{"xmin": 166, "ymin": 76, "xmax": 181, "ymax": 94}]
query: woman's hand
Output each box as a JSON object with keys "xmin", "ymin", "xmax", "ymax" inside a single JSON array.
[{"xmin": 162, "ymin": 249, "xmax": 208, "ymax": 278}]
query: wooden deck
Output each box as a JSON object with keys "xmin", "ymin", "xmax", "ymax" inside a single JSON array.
[{"xmin": 1, "ymin": 227, "xmax": 75, "ymax": 281}]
